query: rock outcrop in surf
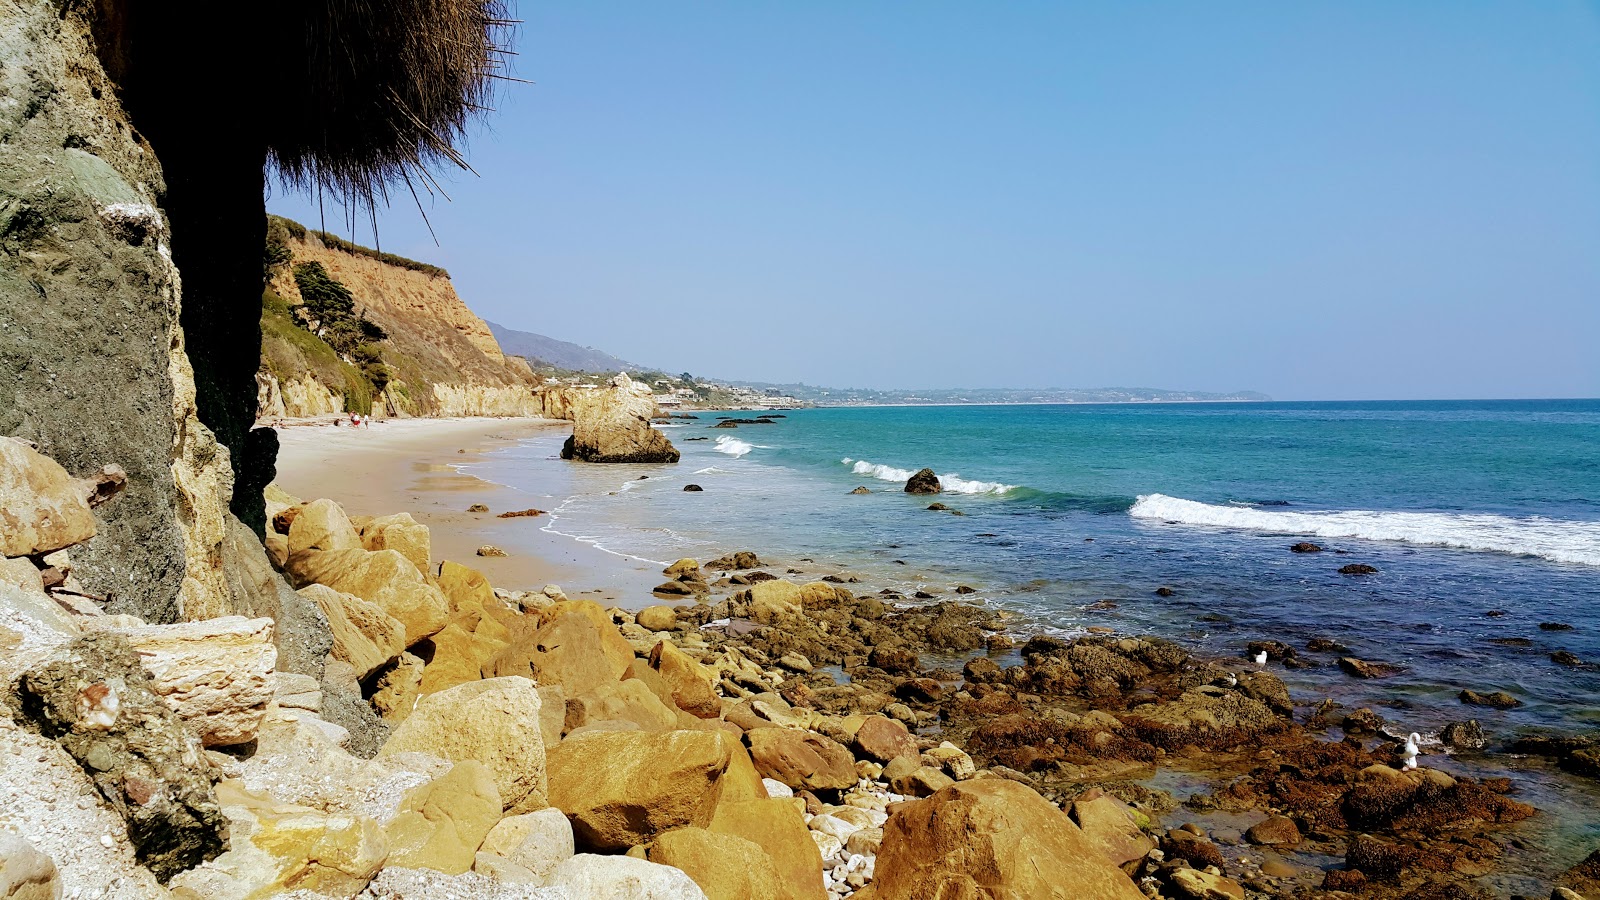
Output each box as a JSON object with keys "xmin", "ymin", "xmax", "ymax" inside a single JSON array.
[
  {"xmin": 560, "ymin": 373, "xmax": 681, "ymax": 464},
  {"xmin": 904, "ymin": 468, "xmax": 942, "ymax": 495}
]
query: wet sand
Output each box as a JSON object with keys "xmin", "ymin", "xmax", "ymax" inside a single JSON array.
[{"xmin": 271, "ymin": 416, "xmax": 667, "ymax": 606}]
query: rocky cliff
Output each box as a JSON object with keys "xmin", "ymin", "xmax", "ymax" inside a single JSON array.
[
  {"xmin": 260, "ymin": 224, "xmax": 541, "ymax": 419},
  {"xmin": 0, "ymin": 0, "xmax": 240, "ymax": 624}
]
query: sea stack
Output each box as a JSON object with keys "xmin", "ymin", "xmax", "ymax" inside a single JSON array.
[
  {"xmin": 560, "ymin": 373, "xmax": 681, "ymax": 464},
  {"xmin": 905, "ymin": 468, "xmax": 942, "ymax": 494}
]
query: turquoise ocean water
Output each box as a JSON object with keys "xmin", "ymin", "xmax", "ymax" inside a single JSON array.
[
  {"xmin": 474, "ymin": 399, "xmax": 1600, "ymax": 730},
  {"xmin": 470, "ymin": 399, "xmax": 1600, "ymax": 880}
]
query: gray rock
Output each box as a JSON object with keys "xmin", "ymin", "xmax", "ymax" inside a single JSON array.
[
  {"xmin": 16, "ymin": 632, "xmax": 228, "ymax": 881},
  {"xmin": 0, "ymin": 2, "xmax": 190, "ymax": 621}
]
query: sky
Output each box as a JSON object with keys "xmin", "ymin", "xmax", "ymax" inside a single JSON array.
[{"xmin": 269, "ymin": 2, "xmax": 1600, "ymax": 401}]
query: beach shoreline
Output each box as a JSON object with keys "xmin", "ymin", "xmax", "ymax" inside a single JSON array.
[{"xmin": 272, "ymin": 415, "xmax": 670, "ymax": 606}]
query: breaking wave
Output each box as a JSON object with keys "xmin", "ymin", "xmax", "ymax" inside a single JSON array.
[
  {"xmin": 714, "ymin": 436, "xmax": 756, "ymax": 457},
  {"xmin": 843, "ymin": 459, "xmax": 1016, "ymax": 495},
  {"xmin": 1129, "ymin": 493, "xmax": 1600, "ymax": 567}
]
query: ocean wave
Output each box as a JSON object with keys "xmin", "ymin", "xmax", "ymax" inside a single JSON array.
[
  {"xmin": 693, "ymin": 466, "xmax": 729, "ymax": 475},
  {"xmin": 714, "ymin": 436, "xmax": 756, "ymax": 457},
  {"xmin": 1129, "ymin": 493, "xmax": 1600, "ymax": 566},
  {"xmin": 843, "ymin": 459, "xmax": 1017, "ymax": 495}
]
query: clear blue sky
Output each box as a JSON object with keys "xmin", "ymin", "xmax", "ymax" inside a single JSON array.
[{"xmin": 269, "ymin": 2, "xmax": 1600, "ymax": 400}]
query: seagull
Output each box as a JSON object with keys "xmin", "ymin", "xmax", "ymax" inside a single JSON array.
[
  {"xmin": 1401, "ymin": 732, "xmax": 1421, "ymax": 771},
  {"xmin": 1253, "ymin": 650, "xmax": 1268, "ymax": 666}
]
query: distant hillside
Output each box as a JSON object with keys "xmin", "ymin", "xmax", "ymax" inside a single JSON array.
[
  {"xmin": 487, "ymin": 321, "xmax": 645, "ymax": 374},
  {"xmin": 257, "ymin": 216, "xmax": 540, "ymax": 418}
]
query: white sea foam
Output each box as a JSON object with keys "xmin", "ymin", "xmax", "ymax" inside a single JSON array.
[
  {"xmin": 693, "ymin": 466, "xmax": 729, "ymax": 475},
  {"xmin": 844, "ymin": 459, "xmax": 1016, "ymax": 495},
  {"xmin": 714, "ymin": 436, "xmax": 756, "ymax": 457},
  {"xmin": 1129, "ymin": 493, "xmax": 1600, "ymax": 567}
]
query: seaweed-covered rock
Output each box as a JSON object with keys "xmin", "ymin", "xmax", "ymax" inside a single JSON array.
[
  {"xmin": 16, "ymin": 632, "xmax": 228, "ymax": 881},
  {"xmin": 903, "ymin": 468, "xmax": 942, "ymax": 495}
]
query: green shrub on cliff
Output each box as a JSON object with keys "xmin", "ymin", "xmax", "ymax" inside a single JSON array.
[
  {"xmin": 260, "ymin": 289, "xmax": 377, "ymax": 414},
  {"xmin": 292, "ymin": 261, "xmax": 356, "ymax": 328}
]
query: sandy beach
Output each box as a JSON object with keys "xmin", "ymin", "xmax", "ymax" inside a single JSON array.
[{"xmin": 271, "ymin": 415, "xmax": 671, "ymax": 606}]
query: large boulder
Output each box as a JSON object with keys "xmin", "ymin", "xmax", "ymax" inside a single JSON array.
[
  {"xmin": 649, "ymin": 641, "xmax": 721, "ymax": 719},
  {"xmin": 16, "ymin": 633, "xmax": 227, "ymax": 881},
  {"xmin": 649, "ymin": 827, "xmax": 783, "ymax": 900},
  {"xmin": 0, "ymin": 437, "xmax": 100, "ymax": 558},
  {"xmin": 384, "ymin": 761, "xmax": 503, "ymax": 875},
  {"xmin": 559, "ymin": 373, "xmax": 680, "ymax": 464},
  {"xmin": 708, "ymin": 798, "xmax": 826, "ymax": 900},
  {"xmin": 744, "ymin": 728, "xmax": 857, "ymax": 792},
  {"xmin": 567, "ymin": 678, "xmax": 681, "ymax": 733},
  {"xmin": 546, "ymin": 729, "xmax": 739, "ymax": 851},
  {"xmin": 167, "ymin": 780, "xmax": 387, "ymax": 899},
  {"xmin": 491, "ymin": 604, "xmax": 632, "ymax": 693},
  {"xmin": 744, "ymin": 580, "xmax": 804, "ymax": 624},
  {"xmin": 92, "ymin": 615, "xmax": 278, "ymax": 747},
  {"xmin": 286, "ymin": 548, "xmax": 449, "ymax": 646},
  {"xmin": 1068, "ymin": 789, "xmax": 1154, "ymax": 868},
  {"xmin": 851, "ymin": 715, "xmax": 918, "ymax": 764},
  {"xmin": 418, "ymin": 622, "xmax": 510, "ymax": 696},
  {"xmin": 873, "ymin": 779, "xmax": 1146, "ymax": 900},
  {"xmin": 285, "ymin": 498, "xmax": 361, "ymax": 556},
  {"xmin": 300, "ymin": 584, "xmax": 405, "ymax": 680},
  {"xmin": 546, "ymin": 854, "xmax": 707, "ymax": 899},
  {"xmin": 358, "ymin": 512, "xmax": 431, "ymax": 574},
  {"xmin": 480, "ymin": 808, "xmax": 575, "ymax": 882},
  {"xmin": 379, "ymin": 677, "xmax": 547, "ymax": 813},
  {"xmin": 903, "ymin": 468, "xmax": 942, "ymax": 495}
]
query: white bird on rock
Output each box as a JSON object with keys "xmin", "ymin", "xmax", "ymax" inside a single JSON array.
[
  {"xmin": 1401, "ymin": 732, "xmax": 1421, "ymax": 771},
  {"xmin": 1253, "ymin": 650, "xmax": 1268, "ymax": 666}
]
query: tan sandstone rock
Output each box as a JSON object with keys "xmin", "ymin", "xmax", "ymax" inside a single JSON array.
[
  {"xmin": 0, "ymin": 437, "xmax": 98, "ymax": 558},
  {"xmin": 546, "ymin": 729, "xmax": 739, "ymax": 851},
  {"xmin": 558, "ymin": 373, "xmax": 680, "ymax": 464},
  {"xmin": 708, "ymin": 798, "xmax": 826, "ymax": 900},
  {"xmin": 417, "ymin": 622, "xmax": 509, "ymax": 696},
  {"xmin": 649, "ymin": 640, "xmax": 721, "ymax": 719},
  {"xmin": 379, "ymin": 677, "xmax": 547, "ymax": 813},
  {"xmin": 1069, "ymin": 789, "xmax": 1154, "ymax": 868},
  {"xmin": 567, "ymin": 678, "xmax": 680, "ymax": 733},
  {"xmin": 649, "ymin": 827, "xmax": 784, "ymax": 900},
  {"xmin": 635, "ymin": 605, "xmax": 678, "ymax": 633},
  {"xmin": 851, "ymin": 715, "xmax": 918, "ymax": 764},
  {"xmin": 168, "ymin": 780, "xmax": 387, "ymax": 900},
  {"xmin": 96, "ymin": 615, "xmax": 277, "ymax": 747},
  {"xmin": 0, "ymin": 830, "xmax": 61, "ymax": 900},
  {"xmin": 286, "ymin": 498, "xmax": 362, "ymax": 556},
  {"xmin": 384, "ymin": 760, "xmax": 503, "ymax": 874},
  {"xmin": 873, "ymin": 779, "xmax": 1145, "ymax": 900},
  {"xmin": 359, "ymin": 512, "xmax": 431, "ymax": 574},
  {"xmin": 546, "ymin": 853, "xmax": 707, "ymax": 899},
  {"xmin": 287, "ymin": 548, "xmax": 449, "ymax": 645},
  {"xmin": 371, "ymin": 651, "xmax": 425, "ymax": 722},
  {"xmin": 480, "ymin": 808, "xmax": 575, "ymax": 881},
  {"xmin": 745, "ymin": 728, "xmax": 858, "ymax": 792},
  {"xmin": 745, "ymin": 580, "xmax": 804, "ymax": 624},
  {"xmin": 490, "ymin": 605, "xmax": 630, "ymax": 694},
  {"xmin": 299, "ymin": 583, "xmax": 405, "ymax": 680}
]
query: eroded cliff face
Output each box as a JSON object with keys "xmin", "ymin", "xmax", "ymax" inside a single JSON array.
[
  {"xmin": 262, "ymin": 232, "xmax": 541, "ymax": 418},
  {"xmin": 0, "ymin": 0, "xmax": 235, "ymax": 623}
]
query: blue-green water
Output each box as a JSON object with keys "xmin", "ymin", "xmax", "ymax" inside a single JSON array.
[
  {"xmin": 473, "ymin": 400, "xmax": 1600, "ymax": 882},
  {"xmin": 478, "ymin": 399, "xmax": 1600, "ymax": 728}
]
